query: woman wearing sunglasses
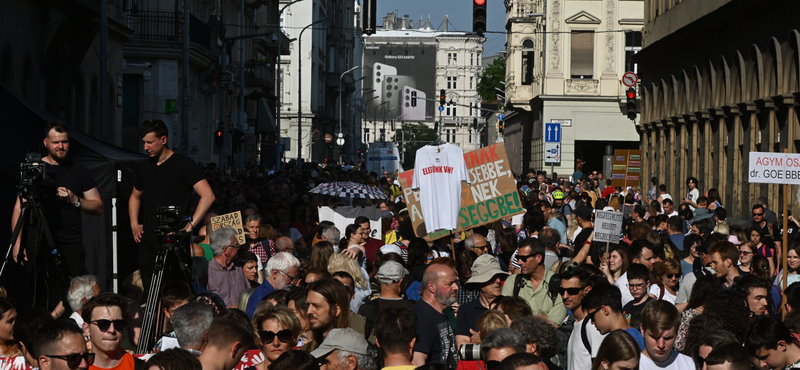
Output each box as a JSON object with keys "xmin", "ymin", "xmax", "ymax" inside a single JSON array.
[
  {"xmin": 648, "ymin": 259, "xmax": 681, "ymax": 304},
  {"xmin": 252, "ymin": 305, "xmax": 302, "ymax": 370}
]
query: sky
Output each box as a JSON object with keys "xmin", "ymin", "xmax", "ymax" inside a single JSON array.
[{"xmin": 378, "ymin": 0, "xmax": 508, "ymax": 57}]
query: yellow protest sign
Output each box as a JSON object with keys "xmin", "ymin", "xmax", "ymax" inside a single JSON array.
[{"xmin": 209, "ymin": 211, "xmax": 246, "ymax": 245}]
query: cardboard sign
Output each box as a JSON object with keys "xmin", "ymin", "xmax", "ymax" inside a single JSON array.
[
  {"xmin": 594, "ymin": 210, "xmax": 623, "ymax": 244},
  {"xmin": 748, "ymin": 152, "xmax": 800, "ymax": 184},
  {"xmin": 317, "ymin": 206, "xmax": 383, "ymax": 241},
  {"xmin": 210, "ymin": 211, "xmax": 246, "ymax": 245},
  {"xmin": 610, "ymin": 149, "xmax": 642, "ymax": 188},
  {"xmin": 397, "ymin": 143, "xmax": 524, "ymax": 240}
]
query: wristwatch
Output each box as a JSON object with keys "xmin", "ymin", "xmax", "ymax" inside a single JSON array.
[{"xmin": 74, "ymin": 199, "xmax": 81, "ymax": 208}]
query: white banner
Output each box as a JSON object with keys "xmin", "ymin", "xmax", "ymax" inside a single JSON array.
[
  {"xmin": 317, "ymin": 206, "xmax": 383, "ymax": 244},
  {"xmin": 749, "ymin": 152, "xmax": 800, "ymax": 185},
  {"xmin": 594, "ymin": 210, "xmax": 623, "ymax": 244}
]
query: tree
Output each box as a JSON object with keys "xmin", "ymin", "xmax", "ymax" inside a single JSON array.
[
  {"xmin": 477, "ymin": 56, "xmax": 506, "ymax": 107},
  {"xmin": 393, "ymin": 123, "xmax": 439, "ymax": 168}
]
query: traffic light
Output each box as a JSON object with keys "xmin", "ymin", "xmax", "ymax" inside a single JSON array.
[
  {"xmin": 362, "ymin": 0, "xmax": 377, "ymax": 35},
  {"xmin": 473, "ymin": 118, "xmax": 478, "ymax": 129},
  {"xmin": 214, "ymin": 128, "xmax": 223, "ymax": 147},
  {"xmin": 626, "ymin": 88, "xmax": 637, "ymax": 120},
  {"xmin": 499, "ymin": 120, "xmax": 503, "ymax": 132},
  {"xmin": 231, "ymin": 129, "xmax": 245, "ymax": 153},
  {"xmin": 439, "ymin": 89, "xmax": 446, "ymax": 106},
  {"xmin": 473, "ymin": 0, "xmax": 487, "ymax": 36}
]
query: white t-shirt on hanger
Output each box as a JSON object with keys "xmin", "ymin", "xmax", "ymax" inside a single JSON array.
[{"xmin": 412, "ymin": 143, "xmax": 471, "ymax": 233}]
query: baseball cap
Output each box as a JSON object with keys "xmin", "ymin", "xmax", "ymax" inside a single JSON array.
[
  {"xmin": 380, "ymin": 244, "xmax": 403, "ymax": 256},
  {"xmin": 574, "ymin": 205, "xmax": 593, "ymax": 220},
  {"xmin": 310, "ymin": 328, "xmax": 368, "ymax": 358},
  {"xmin": 465, "ymin": 255, "xmax": 509, "ymax": 286},
  {"xmin": 552, "ymin": 190, "xmax": 565, "ymax": 200},
  {"xmin": 377, "ymin": 261, "xmax": 408, "ymax": 283}
]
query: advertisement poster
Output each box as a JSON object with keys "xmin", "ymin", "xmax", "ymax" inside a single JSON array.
[
  {"xmin": 610, "ymin": 149, "xmax": 642, "ymax": 188},
  {"xmin": 397, "ymin": 144, "xmax": 524, "ymax": 240},
  {"xmin": 363, "ymin": 44, "xmax": 437, "ymax": 121}
]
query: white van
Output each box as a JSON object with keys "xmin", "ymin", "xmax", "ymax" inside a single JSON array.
[{"xmin": 366, "ymin": 142, "xmax": 404, "ymax": 175}]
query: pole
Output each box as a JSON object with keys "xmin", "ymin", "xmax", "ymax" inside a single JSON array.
[
  {"xmin": 339, "ymin": 66, "xmax": 359, "ymax": 162},
  {"xmin": 783, "ymin": 148, "xmax": 790, "ymax": 319},
  {"xmin": 276, "ymin": 0, "xmax": 303, "ymax": 169},
  {"xmin": 218, "ymin": 7, "xmax": 227, "ymax": 168},
  {"xmin": 99, "ymin": 0, "xmax": 109, "ymax": 142},
  {"xmin": 182, "ymin": 0, "xmax": 190, "ymax": 154},
  {"xmin": 381, "ymin": 107, "xmax": 395, "ymax": 142},
  {"xmin": 237, "ymin": 0, "xmax": 245, "ymax": 169},
  {"xmin": 374, "ymin": 101, "xmax": 388, "ymax": 143},
  {"xmin": 297, "ymin": 18, "xmax": 326, "ymax": 166}
]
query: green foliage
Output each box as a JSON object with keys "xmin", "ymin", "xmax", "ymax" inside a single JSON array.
[
  {"xmin": 393, "ymin": 123, "xmax": 439, "ymax": 168},
  {"xmin": 477, "ymin": 56, "xmax": 506, "ymax": 106}
]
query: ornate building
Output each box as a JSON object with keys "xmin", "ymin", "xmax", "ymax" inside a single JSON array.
[{"xmin": 636, "ymin": 0, "xmax": 800, "ymax": 219}]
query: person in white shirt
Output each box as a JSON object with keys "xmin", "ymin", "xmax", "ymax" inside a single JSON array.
[
  {"xmin": 639, "ymin": 300, "xmax": 694, "ymax": 370},
  {"xmin": 411, "ymin": 143, "xmax": 471, "ymax": 233},
  {"xmin": 662, "ymin": 199, "xmax": 678, "ymax": 218},
  {"xmin": 682, "ymin": 177, "xmax": 700, "ymax": 211},
  {"xmin": 560, "ymin": 266, "xmax": 607, "ymax": 370}
]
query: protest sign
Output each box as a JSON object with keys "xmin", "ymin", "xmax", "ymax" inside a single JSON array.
[
  {"xmin": 594, "ymin": 210, "xmax": 623, "ymax": 244},
  {"xmin": 317, "ymin": 206, "xmax": 383, "ymax": 240},
  {"xmin": 610, "ymin": 149, "xmax": 642, "ymax": 188},
  {"xmin": 210, "ymin": 211, "xmax": 246, "ymax": 245},
  {"xmin": 748, "ymin": 152, "xmax": 800, "ymax": 185},
  {"xmin": 397, "ymin": 143, "xmax": 524, "ymax": 240}
]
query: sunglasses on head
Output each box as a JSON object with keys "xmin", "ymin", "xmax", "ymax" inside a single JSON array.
[
  {"xmin": 259, "ymin": 329, "xmax": 293, "ymax": 344},
  {"xmin": 89, "ymin": 319, "xmax": 127, "ymax": 332},
  {"xmin": 558, "ymin": 287, "xmax": 583, "ymax": 296},
  {"xmin": 46, "ymin": 353, "xmax": 95, "ymax": 369}
]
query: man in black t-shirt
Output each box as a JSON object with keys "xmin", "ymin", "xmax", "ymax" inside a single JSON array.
[
  {"xmin": 412, "ymin": 264, "xmax": 459, "ymax": 369},
  {"xmin": 129, "ymin": 120, "xmax": 215, "ymax": 294},
  {"xmin": 11, "ymin": 122, "xmax": 103, "ymax": 279}
]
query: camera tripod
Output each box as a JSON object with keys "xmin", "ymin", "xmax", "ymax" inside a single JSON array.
[
  {"xmin": 3, "ymin": 189, "xmax": 71, "ymax": 309},
  {"xmin": 136, "ymin": 229, "xmax": 195, "ymax": 354}
]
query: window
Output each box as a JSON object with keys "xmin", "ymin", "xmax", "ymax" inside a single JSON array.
[
  {"xmin": 521, "ymin": 39, "xmax": 535, "ymax": 85},
  {"xmin": 446, "ymin": 129, "xmax": 455, "ymax": 143},
  {"xmin": 470, "ymin": 53, "xmax": 474, "ymax": 65},
  {"xmin": 625, "ymin": 31, "xmax": 642, "ymax": 73},
  {"xmin": 469, "ymin": 129, "xmax": 473, "ymax": 143},
  {"xmin": 450, "ymin": 102, "xmax": 457, "ymax": 117},
  {"xmin": 570, "ymin": 31, "xmax": 594, "ymax": 79},
  {"xmin": 470, "ymin": 76, "xmax": 474, "ymax": 89},
  {"xmin": 447, "ymin": 76, "xmax": 457, "ymax": 89},
  {"xmin": 365, "ymin": 128, "xmax": 370, "ymax": 142},
  {"xmin": 448, "ymin": 52, "xmax": 457, "ymax": 66}
]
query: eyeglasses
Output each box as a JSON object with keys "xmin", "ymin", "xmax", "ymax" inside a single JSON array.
[
  {"xmin": 486, "ymin": 360, "xmax": 501, "ymax": 370},
  {"xmin": 281, "ymin": 271, "xmax": 300, "ymax": 283},
  {"xmin": 558, "ymin": 287, "xmax": 583, "ymax": 296},
  {"xmin": 788, "ymin": 256, "xmax": 800, "ymax": 260},
  {"xmin": 259, "ymin": 329, "xmax": 293, "ymax": 344},
  {"xmin": 740, "ymin": 251, "xmax": 753, "ymax": 256},
  {"xmin": 517, "ymin": 253, "xmax": 539, "ymax": 262},
  {"xmin": 473, "ymin": 245, "xmax": 488, "ymax": 252},
  {"xmin": 45, "ymin": 353, "xmax": 95, "ymax": 369},
  {"xmin": 89, "ymin": 319, "xmax": 127, "ymax": 332},
  {"xmin": 753, "ymin": 212, "xmax": 764, "ymax": 216},
  {"xmin": 587, "ymin": 308, "xmax": 601, "ymax": 322},
  {"xmin": 627, "ymin": 283, "xmax": 646, "ymax": 290},
  {"xmin": 664, "ymin": 274, "xmax": 678, "ymax": 279},
  {"xmin": 225, "ymin": 244, "xmax": 241, "ymax": 250}
]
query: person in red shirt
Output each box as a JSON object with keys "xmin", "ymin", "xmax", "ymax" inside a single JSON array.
[
  {"xmin": 601, "ymin": 179, "xmax": 616, "ymax": 198},
  {"xmin": 82, "ymin": 293, "xmax": 140, "ymax": 370}
]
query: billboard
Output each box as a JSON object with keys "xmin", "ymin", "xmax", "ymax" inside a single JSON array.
[{"xmin": 363, "ymin": 43, "xmax": 437, "ymax": 122}]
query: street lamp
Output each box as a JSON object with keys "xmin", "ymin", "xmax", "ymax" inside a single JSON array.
[
  {"xmin": 373, "ymin": 101, "xmax": 389, "ymax": 143},
  {"xmin": 297, "ymin": 16, "xmax": 327, "ymax": 166},
  {"xmin": 338, "ymin": 65, "xmax": 359, "ymax": 163},
  {"xmin": 275, "ymin": 0, "xmax": 304, "ymax": 168},
  {"xmin": 362, "ymin": 95, "xmax": 378, "ymax": 143},
  {"xmin": 381, "ymin": 107, "xmax": 396, "ymax": 142}
]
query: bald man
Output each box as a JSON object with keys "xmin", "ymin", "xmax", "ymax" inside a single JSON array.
[
  {"xmin": 275, "ymin": 236, "xmax": 295, "ymax": 255},
  {"xmin": 412, "ymin": 264, "xmax": 459, "ymax": 368}
]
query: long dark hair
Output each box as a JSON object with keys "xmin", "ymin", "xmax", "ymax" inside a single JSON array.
[{"xmin": 339, "ymin": 223, "xmax": 360, "ymax": 250}]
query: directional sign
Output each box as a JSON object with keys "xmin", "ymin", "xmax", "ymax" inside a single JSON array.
[
  {"xmin": 545, "ymin": 123, "xmax": 561, "ymax": 143},
  {"xmin": 498, "ymin": 113, "xmax": 504, "ymax": 121},
  {"xmin": 438, "ymin": 105, "xmax": 444, "ymax": 112},
  {"xmin": 622, "ymin": 71, "xmax": 638, "ymax": 87},
  {"xmin": 544, "ymin": 142, "xmax": 560, "ymax": 164}
]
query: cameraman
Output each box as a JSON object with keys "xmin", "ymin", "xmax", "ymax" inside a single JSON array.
[
  {"xmin": 128, "ymin": 120, "xmax": 215, "ymax": 295},
  {"xmin": 11, "ymin": 122, "xmax": 103, "ymax": 277}
]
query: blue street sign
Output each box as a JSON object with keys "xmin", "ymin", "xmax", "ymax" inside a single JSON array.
[
  {"xmin": 498, "ymin": 113, "xmax": 505, "ymax": 121},
  {"xmin": 545, "ymin": 123, "xmax": 561, "ymax": 143},
  {"xmin": 438, "ymin": 106, "xmax": 444, "ymax": 112}
]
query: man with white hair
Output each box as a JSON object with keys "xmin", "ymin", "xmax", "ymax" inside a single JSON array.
[
  {"xmin": 67, "ymin": 275, "xmax": 100, "ymax": 327},
  {"xmin": 245, "ymin": 252, "xmax": 301, "ymax": 318},
  {"xmin": 172, "ymin": 302, "xmax": 214, "ymax": 356},
  {"xmin": 312, "ymin": 328, "xmax": 377, "ymax": 370},
  {"xmin": 322, "ymin": 226, "xmax": 341, "ymax": 245},
  {"xmin": 207, "ymin": 227, "xmax": 249, "ymax": 308}
]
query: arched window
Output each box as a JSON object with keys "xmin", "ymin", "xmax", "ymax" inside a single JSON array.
[{"xmin": 521, "ymin": 39, "xmax": 535, "ymax": 85}]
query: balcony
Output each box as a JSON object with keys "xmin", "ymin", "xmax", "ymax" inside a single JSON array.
[
  {"xmin": 509, "ymin": 0, "xmax": 543, "ymax": 19},
  {"xmin": 125, "ymin": 11, "xmax": 213, "ymax": 52},
  {"xmin": 565, "ymin": 79, "xmax": 599, "ymax": 95}
]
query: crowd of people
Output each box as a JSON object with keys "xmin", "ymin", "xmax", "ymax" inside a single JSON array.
[{"xmin": 10, "ymin": 120, "xmax": 800, "ymax": 370}]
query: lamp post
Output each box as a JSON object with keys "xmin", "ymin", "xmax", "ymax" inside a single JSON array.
[
  {"xmin": 381, "ymin": 107, "xmax": 395, "ymax": 142},
  {"xmin": 347, "ymin": 86, "xmax": 371, "ymax": 161},
  {"xmin": 373, "ymin": 101, "xmax": 388, "ymax": 144},
  {"xmin": 338, "ymin": 65, "xmax": 359, "ymax": 163},
  {"xmin": 275, "ymin": 0, "xmax": 304, "ymax": 168},
  {"xmin": 362, "ymin": 95, "xmax": 378, "ymax": 144},
  {"xmin": 297, "ymin": 17, "xmax": 327, "ymax": 166}
]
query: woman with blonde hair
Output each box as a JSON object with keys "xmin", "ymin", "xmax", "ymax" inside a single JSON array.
[
  {"xmin": 712, "ymin": 222, "xmax": 730, "ymax": 237},
  {"xmin": 252, "ymin": 305, "xmax": 303, "ymax": 369},
  {"xmin": 649, "ymin": 259, "xmax": 681, "ymax": 304},
  {"xmin": 327, "ymin": 252, "xmax": 371, "ymax": 310},
  {"xmin": 591, "ymin": 330, "xmax": 640, "ymax": 370}
]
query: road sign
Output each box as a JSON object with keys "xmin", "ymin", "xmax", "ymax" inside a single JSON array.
[
  {"xmin": 498, "ymin": 113, "xmax": 504, "ymax": 120},
  {"xmin": 545, "ymin": 123, "xmax": 561, "ymax": 143},
  {"xmin": 622, "ymin": 71, "xmax": 638, "ymax": 87},
  {"xmin": 438, "ymin": 105, "xmax": 444, "ymax": 112},
  {"xmin": 544, "ymin": 142, "xmax": 560, "ymax": 164}
]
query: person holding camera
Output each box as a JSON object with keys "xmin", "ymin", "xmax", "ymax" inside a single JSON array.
[
  {"xmin": 11, "ymin": 122, "xmax": 103, "ymax": 278},
  {"xmin": 128, "ymin": 120, "xmax": 215, "ymax": 295}
]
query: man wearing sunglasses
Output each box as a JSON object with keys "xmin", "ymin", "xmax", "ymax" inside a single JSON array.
[
  {"xmin": 456, "ymin": 254, "xmax": 509, "ymax": 347},
  {"xmin": 35, "ymin": 320, "xmax": 93, "ymax": 370},
  {"xmin": 561, "ymin": 266, "xmax": 607, "ymax": 370},
  {"xmin": 81, "ymin": 293, "xmax": 139, "ymax": 370},
  {"xmin": 501, "ymin": 239, "xmax": 567, "ymax": 326},
  {"xmin": 581, "ymin": 283, "xmax": 644, "ymax": 351}
]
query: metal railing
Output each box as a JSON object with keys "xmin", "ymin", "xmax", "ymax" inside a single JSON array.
[{"xmin": 126, "ymin": 11, "xmax": 212, "ymax": 51}]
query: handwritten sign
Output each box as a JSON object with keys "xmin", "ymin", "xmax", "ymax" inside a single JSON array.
[
  {"xmin": 397, "ymin": 143, "xmax": 524, "ymax": 240},
  {"xmin": 210, "ymin": 211, "xmax": 246, "ymax": 245},
  {"xmin": 594, "ymin": 210, "xmax": 623, "ymax": 244},
  {"xmin": 611, "ymin": 149, "xmax": 642, "ymax": 188}
]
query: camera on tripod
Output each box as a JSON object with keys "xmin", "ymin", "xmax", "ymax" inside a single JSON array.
[
  {"xmin": 20, "ymin": 153, "xmax": 46, "ymax": 187},
  {"xmin": 156, "ymin": 206, "xmax": 182, "ymax": 231}
]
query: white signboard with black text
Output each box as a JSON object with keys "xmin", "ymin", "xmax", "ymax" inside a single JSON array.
[
  {"xmin": 594, "ymin": 210, "xmax": 623, "ymax": 244},
  {"xmin": 748, "ymin": 152, "xmax": 800, "ymax": 185}
]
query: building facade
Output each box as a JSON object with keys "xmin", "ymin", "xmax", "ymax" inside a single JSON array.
[
  {"xmin": 636, "ymin": 0, "xmax": 800, "ymax": 219},
  {"xmin": 362, "ymin": 13, "xmax": 486, "ymax": 154},
  {"xmin": 503, "ymin": 0, "xmax": 642, "ymax": 177}
]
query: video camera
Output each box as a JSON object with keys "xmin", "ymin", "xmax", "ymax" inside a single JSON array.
[
  {"xmin": 20, "ymin": 153, "xmax": 46, "ymax": 187},
  {"xmin": 156, "ymin": 206, "xmax": 182, "ymax": 231}
]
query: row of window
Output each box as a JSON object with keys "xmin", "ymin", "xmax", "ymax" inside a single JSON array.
[
  {"xmin": 447, "ymin": 51, "xmax": 483, "ymax": 66},
  {"xmin": 362, "ymin": 129, "xmax": 473, "ymax": 144}
]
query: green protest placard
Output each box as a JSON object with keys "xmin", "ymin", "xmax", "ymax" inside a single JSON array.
[{"xmin": 397, "ymin": 143, "xmax": 524, "ymax": 240}]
